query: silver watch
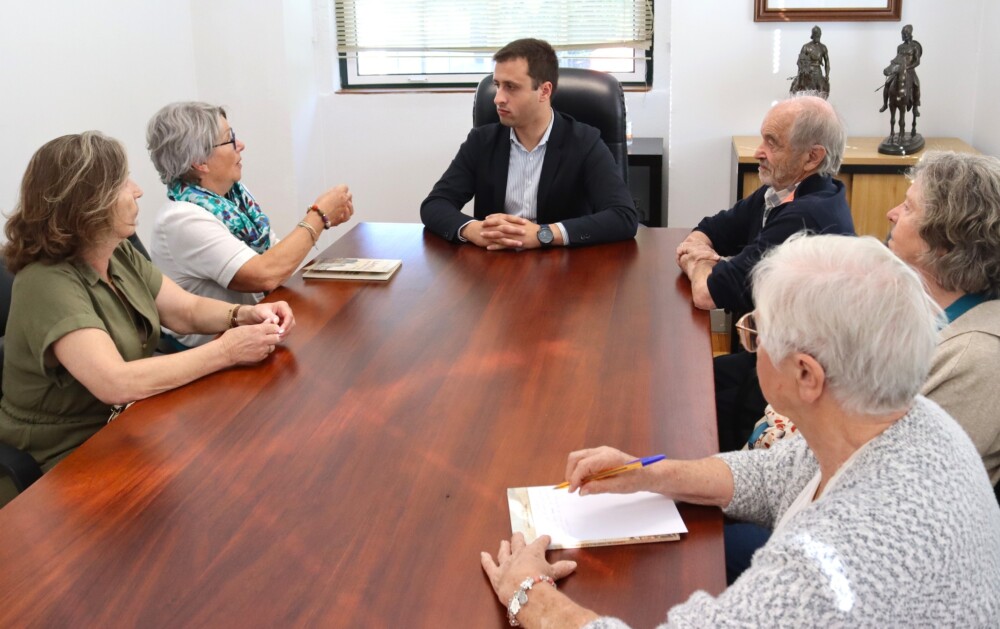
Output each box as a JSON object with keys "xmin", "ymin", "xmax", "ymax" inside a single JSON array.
[{"xmin": 537, "ymin": 224, "xmax": 554, "ymax": 246}]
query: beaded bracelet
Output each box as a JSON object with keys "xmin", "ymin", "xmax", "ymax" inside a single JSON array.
[
  {"xmin": 228, "ymin": 304, "xmax": 244, "ymax": 329},
  {"xmin": 297, "ymin": 220, "xmax": 319, "ymax": 244},
  {"xmin": 507, "ymin": 575, "xmax": 557, "ymax": 626},
  {"xmin": 308, "ymin": 204, "xmax": 332, "ymax": 230}
]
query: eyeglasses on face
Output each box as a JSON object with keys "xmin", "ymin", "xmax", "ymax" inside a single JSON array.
[
  {"xmin": 213, "ymin": 127, "xmax": 237, "ymax": 150},
  {"xmin": 735, "ymin": 312, "xmax": 760, "ymax": 353}
]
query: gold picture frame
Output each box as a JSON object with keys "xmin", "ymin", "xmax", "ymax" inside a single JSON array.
[{"xmin": 754, "ymin": 0, "xmax": 902, "ymax": 22}]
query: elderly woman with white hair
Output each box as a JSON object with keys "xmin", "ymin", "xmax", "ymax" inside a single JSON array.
[
  {"xmin": 480, "ymin": 234, "xmax": 1000, "ymax": 627},
  {"xmin": 146, "ymin": 102, "xmax": 354, "ymax": 349}
]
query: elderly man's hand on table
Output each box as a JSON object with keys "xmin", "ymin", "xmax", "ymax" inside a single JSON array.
[
  {"xmin": 676, "ymin": 232, "xmax": 720, "ymax": 272},
  {"xmin": 675, "ymin": 232, "xmax": 721, "ymax": 310}
]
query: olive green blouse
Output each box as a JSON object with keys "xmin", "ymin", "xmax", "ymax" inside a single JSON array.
[{"xmin": 0, "ymin": 240, "xmax": 162, "ymax": 473}]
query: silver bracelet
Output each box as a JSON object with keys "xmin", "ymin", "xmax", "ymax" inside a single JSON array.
[
  {"xmin": 507, "ymin": 575, "xmax": 556, "ymax": 626},
  {"xmin": 297, "ymin": 220, "xmax": 319, "ymax": 245}
]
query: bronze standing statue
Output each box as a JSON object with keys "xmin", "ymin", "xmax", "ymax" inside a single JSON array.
[
  {"xmin": 790, "ymin": 26, "xmax": 830, "ymax": 97},
  {"xmin": 878, "ymin": 24, "xmax": 924, "ymax": 155}
]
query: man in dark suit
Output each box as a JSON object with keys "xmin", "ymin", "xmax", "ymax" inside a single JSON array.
[{"xmin": 420, "ymin": 38, "xmax": 638, "ymax": 250}]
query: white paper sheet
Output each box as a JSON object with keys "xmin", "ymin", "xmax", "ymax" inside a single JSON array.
[{"xmin": 508, "ymin": 486, "xmax": 687, "ymax": 549}]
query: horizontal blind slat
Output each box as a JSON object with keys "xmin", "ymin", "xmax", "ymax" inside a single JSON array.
[{"xmin": 334, "ymin": 0, "xmax": 653, "ymax": 53}]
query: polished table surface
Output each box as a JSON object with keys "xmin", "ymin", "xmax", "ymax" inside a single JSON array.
[{"xmin": 0, "ymin": 223, "xmax": 723, "ymax": 627}]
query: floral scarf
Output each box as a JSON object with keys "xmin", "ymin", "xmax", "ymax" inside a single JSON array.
[{"xmin": 168, "ymin": 180, "xmax": 272, "ymax": 253}]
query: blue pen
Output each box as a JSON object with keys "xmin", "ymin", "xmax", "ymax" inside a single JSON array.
[{"xmin": 554, "ymin": 454, "xmax": 667, "ymax": 489}]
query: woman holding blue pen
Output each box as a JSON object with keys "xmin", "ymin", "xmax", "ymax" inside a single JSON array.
[
  {"xmin": 481, "ymin": 234, "xmax": 1000, "ymax": 627},
  {"xmin": 551, "ymin": 454, "xmax": 665, "ymax": 490}
]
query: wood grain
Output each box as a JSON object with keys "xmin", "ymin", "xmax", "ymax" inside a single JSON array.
[
  {"xmin": 0, "ymin": 223, "xmax": 723, "ymax": 628},
  {"xmin": 851, "ymin": 174, "xmax": 909, "ymax": 242},
  {"xmin": 732, "ymin": 136, "xmax": 979, "ymax": 167}
]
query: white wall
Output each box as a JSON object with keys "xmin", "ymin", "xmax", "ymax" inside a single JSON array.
[
  {"xmin": 0, "ymin": 1, "xmax": 199, "ymax": 246},
  {"xmin": 973, "ymin": 0, "xmax": 1000, "ymax": 158},
  {"xmin": 668, "ymin": 0, "xmax": 996, "ymax": 228},
  {"xmin": 185, "ymin": 0, "xmax": 328, "ymax": 247},
  {"xmin": 2, "ymin": 1, "xmax": 997, "ymax": 244},
  {"xmin": 0, "ymin": 0, "xmax": 326, "ymax": 250}
]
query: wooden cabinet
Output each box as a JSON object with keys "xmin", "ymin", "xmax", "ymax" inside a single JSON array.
[{"xmin": 731, "ymin": 136, "xmax": 979, "ymax": 241}]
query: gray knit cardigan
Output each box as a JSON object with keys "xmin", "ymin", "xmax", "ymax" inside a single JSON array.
[{"xmin": 585, "ymin": 396, "xmax": 1000, "ymax": 628}]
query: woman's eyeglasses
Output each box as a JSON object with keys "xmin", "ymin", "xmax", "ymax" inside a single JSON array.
[
  {"xmin": 213, "ymin": 128, "xmax": 237, "ymax": 150},
  {"xmin": 735, "ymin": 312, "xmax": 759, "ymax": 353}
]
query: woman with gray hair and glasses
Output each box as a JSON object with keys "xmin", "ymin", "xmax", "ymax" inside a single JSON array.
[
  {"xmin": 480, "ymin": 234, "xmax": 1000, "ymax": 627},
  {"xmin": 146, "ymin": 102, "xmax": 353, "ymax": 349}
]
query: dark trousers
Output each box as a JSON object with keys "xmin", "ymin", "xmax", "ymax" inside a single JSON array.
[
  {"xmin": 714, "ymin": 350, "xmax": 768, "ymax": 452},
  {"xmin": 724, "ymin": 521, "xmax": 772, "ymax": 584}
]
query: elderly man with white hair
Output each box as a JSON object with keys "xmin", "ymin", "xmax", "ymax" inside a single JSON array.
[
  {"xmin": 676, "ymin": 93, "xmax": 856, "ymax": 452},
  {"xmin": 480, "ymin": 234, "xmax": 1000, "ymax": 627}
]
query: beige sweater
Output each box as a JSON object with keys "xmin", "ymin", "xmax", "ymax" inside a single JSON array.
[{"xmin": 923, "ymin": 299, "xmax": 1000, "ymax": 485}]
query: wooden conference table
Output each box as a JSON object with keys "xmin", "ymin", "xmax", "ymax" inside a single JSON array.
[{"xmin": 0, "ymin": 223, "xmax": 723, "ymax": 627}]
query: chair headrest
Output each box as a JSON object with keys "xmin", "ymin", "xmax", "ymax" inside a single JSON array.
[{"xmin": 473, "ymin": 68, "xmax": 625, "ymax": 142}]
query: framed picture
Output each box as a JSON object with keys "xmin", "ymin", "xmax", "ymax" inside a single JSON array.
[{"xmin": 754, "ymin": 0, "xmax": 902, "ymax": 22}]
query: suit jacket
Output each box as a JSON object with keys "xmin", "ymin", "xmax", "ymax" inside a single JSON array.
[
  {"xmin": 695, "ymin": 174, "xmax": 854, "ymax": 314},
  {"xmin": 420, "ymin": 111, "xmax": 638, "ymax": 246}
]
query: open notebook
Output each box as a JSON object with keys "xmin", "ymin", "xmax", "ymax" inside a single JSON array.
[{"xmin": 507, "ymin": 486, "xmax": 687, "ymax": 550}]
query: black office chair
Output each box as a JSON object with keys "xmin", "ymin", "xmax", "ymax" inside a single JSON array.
[
  {"xmin": 0, "ymin": 257, "xmax": 43, "ymax": 495},
  {"xmin": 472, "ymin": 67, "xmax": 629, "ymax": 184}
]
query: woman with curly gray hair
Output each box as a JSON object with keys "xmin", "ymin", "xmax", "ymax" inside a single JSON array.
[
  {"xmin": 887, "ymin": 150, "xmax": 1000, "ymax": 485},
  {"xmin": 748, "ymin": 151, "xmax": 1000, "ymax": 479},
  {"xmin": 146, "ymin": 102, "xmax": 354, "ymax": 349}
]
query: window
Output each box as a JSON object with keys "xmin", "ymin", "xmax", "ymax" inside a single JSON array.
[{"xmin": 333, "ymin": 0, "xmax": 654, "ymax": 89}]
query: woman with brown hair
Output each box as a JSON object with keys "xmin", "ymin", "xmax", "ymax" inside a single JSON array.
[{"xmin": 0, "ymin": 131, "xmax": 295, "ymax": 506}]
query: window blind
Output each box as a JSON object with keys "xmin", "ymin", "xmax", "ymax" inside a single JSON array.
[{"xmin": 334, "ymin": 0, "xmax": 654, "ymax": 61}]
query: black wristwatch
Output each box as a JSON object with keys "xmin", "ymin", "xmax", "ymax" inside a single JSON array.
[{"xmin": 537, "ymin": 224, "xmax": 554, "ymax": 247}]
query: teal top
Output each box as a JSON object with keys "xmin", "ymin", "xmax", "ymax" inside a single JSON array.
[
  {"xmin": 943, "ymin": 292, "xmax": 989, "ymax": 324},
  {"xmin": 0, "ymin": 240, "xmax": 162, "ymax": 471}
]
